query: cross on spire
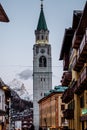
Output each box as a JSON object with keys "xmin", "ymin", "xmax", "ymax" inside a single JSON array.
[
  {"xmin": 41, "ymin": 0, "xmax": 43, "ymax": 9},
  {"xmin": 41, "ymin": 0, "xmax": 43, "ymax": 4}
]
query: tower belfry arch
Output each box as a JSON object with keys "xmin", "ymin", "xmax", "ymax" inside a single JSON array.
[{"xmin": 33, "ymin": 1, "xmax": 52, "ymax": 130}]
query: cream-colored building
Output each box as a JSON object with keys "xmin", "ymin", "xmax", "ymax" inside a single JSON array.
[
  {"xmin": 0, "ymin": 78, "xmax": 11, "ymax": 130},
  {"xmin": 59, "ymin": 1, "xmax": 87, "ymax": 130}
]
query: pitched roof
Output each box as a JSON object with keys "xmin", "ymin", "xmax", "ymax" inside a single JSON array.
[
  {"xmin": 37, "ymin": 4, "xmax": 48, "ymax": 31},
  {"xmin": 38, "ymin": 85, "xmax": 68, "ymax": 103},
  {"xmin": 44, "ymin": 85, "xmax": 68, "ymax": 97}
]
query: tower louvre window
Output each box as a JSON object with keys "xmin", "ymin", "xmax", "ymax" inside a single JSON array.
[
  {"xmin": 39, "ymin": 56, "xmax": 47, "ymax": 67},
  {"xmin": 36, "ymin": 47, "xmax": 39, "ymax": 54},
  {"xmin": 42, "ymin": 35, "xmax": 44, "ymax": 40},
  {"xmin": 37, "ymin": 36, "xmax": 39, "ymax": 40},
  {"xmin": 48, "ymin": 48, "xmax": 49, "ymax": 55}
]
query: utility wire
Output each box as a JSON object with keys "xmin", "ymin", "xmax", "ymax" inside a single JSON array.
[{"xmin": 0, "ymin": 65, "xmax": 63, "ymax": 68}]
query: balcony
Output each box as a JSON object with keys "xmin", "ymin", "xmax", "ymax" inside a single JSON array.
[
  {"xmin": 72, "ymin": 31, "xmax": 87, "ymax": 72},
  {"xmin": 81, "ymin": 66, "xmax": 87, "ymax": 84},
  {"xmin": 79, "ymin": 33, "xmax": 87, "ymax": 61},
  {"xmin": 69, "ymin": 80, "xmax": 77, "ymax": 94},
  {"xmin": 61, "ymin": 72, "xmax": 72, "ymax": 86},
  {"xmin": 74, "ymin": 77, "xmax": 81, "ymax": 94},
  {"xmin": 62, "ymin": 88, "xmax": 74, "ymax": 103},
  {"xmin": 63, "ymin": 109, "xmax": 74, "ymax": 119},
  {"xmin": 72, "ymin": 55, "xmax": 84, "ymax": 72},
  {"xmin": 80, "ymin": 115, "xmax": 87, "ymax": 121},
  {"xmin": 72, "ymin": 31, "xmax": 82, "ymax": 49},
  {"xmin": 74, "ymin": 66, "xmax": 87, "ymax": 94}
]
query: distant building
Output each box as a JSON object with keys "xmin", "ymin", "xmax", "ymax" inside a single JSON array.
[
  {"xmin": 38, "ymin": 85, "xmax": 68, "ymax": 130},
  {"xmin": 33, "ymin": 1, "xmax": 52, "ymax": 130},
  {"xmin": 0, "ymin": 78, "xmax": 11, "ymax": 130},
  {"xmin": 59, "ymin": 1, "xmax": 87, "ymax": 130},
  {"xmin": 11, "ymin": 95, "xmax": 33, "ymax": 130}
]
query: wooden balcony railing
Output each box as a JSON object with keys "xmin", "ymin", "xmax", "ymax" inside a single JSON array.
[
  {"xmin": 76, "ymin": 33, "xmax": 87, "ymax": 63},
  {"xmin": 74, "ymin": 77, "xmax": 81, "ymax": 94},
  {"xmin": 72, "ymin": 55, "xmax": 84, "ymax": 72},
  {"xmin": 70, "ymin": 80, "xmax": 77, "ymax": 92},
  {"xmin": 72, "ymin": 30, "xmax": 87, "ymax": 72},
  {"xmin": 79, "ymin": 33, "xmax": 87, "ymax": 60},
  {"xmin": 63, "ymin": 109, "xmax": 74, "ymax": 119},
  {"xmin": 72, "ymin": 31, "xmax": 82, "ymax": 49},
  {"xmin": 72, "ymin": 55, "xmax": 77, "ymax": 70},
  {"xmin": 61, "ymin": 72, "xmax": 72, "ymax": 86},
  {"xmin": 62, "ymin": 88, "xmax": 74, "ymax": 103},
  {"xmin": 80, "ymin": 66, "xmax": 87, "ymax": 85},
  {"xmin": 74, "ymin": 66, "xmax": 87, "ymax": 94},
  {"xmin": 80, "ymin": 115, "xmax": 87, "ymax": 121}
]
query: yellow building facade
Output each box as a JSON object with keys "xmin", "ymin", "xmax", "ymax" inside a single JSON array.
[{"xmin": 60, "ymin": 1, "xmax": 87, "ymax": 130}]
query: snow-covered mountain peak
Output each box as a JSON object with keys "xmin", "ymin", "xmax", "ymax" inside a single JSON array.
[{"xmin": 8, "ymin": 79, "xmax": 30, "ymax": 101}]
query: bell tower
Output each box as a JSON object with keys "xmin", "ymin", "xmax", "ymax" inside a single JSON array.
[{"xmin": 33, "ymin": 1, "xmax": 52, "ymax": 129}]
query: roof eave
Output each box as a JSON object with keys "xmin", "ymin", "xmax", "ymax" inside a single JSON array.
[
  {"xmin": 59, "ymin": 28, "xmax": 74, "ymax": 60},
  {"xmin": 76, "ymin": 1, "xmax": 87, "ymax": 35},
  {"xmin": 0, "ymin": 4, "xmax": 9, "ymax": 22}
]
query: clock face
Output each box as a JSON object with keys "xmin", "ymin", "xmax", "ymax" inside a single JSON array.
[{"xmin": 40, "ymin": 49, "xmax": 45, "ymax": 53}]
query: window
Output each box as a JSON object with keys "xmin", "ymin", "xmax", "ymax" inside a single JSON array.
[
  {"xmin": 61, "ymin": 117, "xmax": 65, "ymax": 123},
  {"xmin": 80, "ymin": 96, "xmax": 84, "ymax": 108},
  {"xmin": 68, "ymin": 100, "xmax": 75, "ymax": 109},
  {"xmin": 86, "ymin": 93, "xmax": 87, "ymax": 103},
  {"xmin": 39, "ymin": 56, "xmax": 47, "ymax": 67},
  {"xmin": 61, "ymin": 105, "xmax": 65, "ymax": 110},
  {"xmin": 41, "ymin": 93, "xmax": 42, "ymax": 96},
  {"xmin": 2, "ymin": 94, "xmax": 5, "ymax": 109},
  {"xmin": 0, "ymin": 96, "xmax": 1, "ymax": 103}
]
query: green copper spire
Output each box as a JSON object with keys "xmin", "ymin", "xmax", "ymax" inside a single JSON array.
[{"xmin": 37, "ymin": 0, "xmax": 48, "ymax": 31}]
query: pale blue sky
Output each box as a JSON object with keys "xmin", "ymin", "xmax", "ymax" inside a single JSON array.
[{"xmin": 0, "ymin": 0, "xmax": 86, "ymax": 96}]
